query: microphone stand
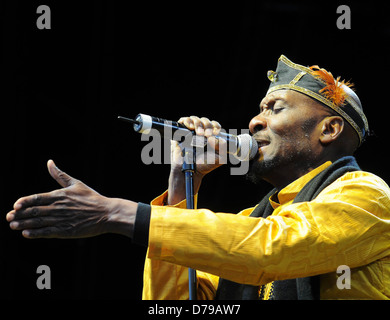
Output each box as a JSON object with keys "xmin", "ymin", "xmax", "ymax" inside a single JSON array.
[
  {"xmin": 118, "ymin": 115, "xmax": 198, "ymax": 299},
  {"xmin": 181, "ymin": 145, "xmax": 197, "ymax": 300}
]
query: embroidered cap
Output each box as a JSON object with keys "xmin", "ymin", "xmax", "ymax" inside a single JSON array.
[{"xmin": 267, "ymin": 55, "xmax": 369, "ymax": 145}]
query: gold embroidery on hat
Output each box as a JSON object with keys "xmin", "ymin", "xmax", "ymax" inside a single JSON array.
[
  {"xmin": 268, "ymin": 55, "xmax": 367, "ymax": 145},
  {"xmin": 279, "ymin": 55, "xmax": 312, "ymax": 74},
  {"xmin": 267, "ymin": 84, "xmax": 364, "ymax": 144},
  {"xmin": 289, "ymin": 71, "xmax": 306, "ymax": 86}
]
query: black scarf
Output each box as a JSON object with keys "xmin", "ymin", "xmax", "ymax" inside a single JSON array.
[{"xmin": 215, "ymin": 156, "xmax": 361, "ymax": 300}]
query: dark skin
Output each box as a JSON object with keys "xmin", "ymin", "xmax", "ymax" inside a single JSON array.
[
  {"xmin": 6, "ymin": 160, "xmax": 137, "ymax": 238},
  {"xmin": 247, "ymin": 89, "xmax": 358, "ymax": 189},
  {"xmin": 6, "ymin": 89, "xmax": 358, "ymax": 239}
]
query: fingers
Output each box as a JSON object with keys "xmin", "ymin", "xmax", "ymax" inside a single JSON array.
[
  {"xmin": 7, "ymin": 205, "xmax": 54, "ymax": 222},
  {"xmin": 9, "ymin": 212, "xmax": 57, "ymax": 231},
  {"xmin": 22, "ymin": 227, "xmax": 61, "ymax": 239},
  {"xmin": 7, "ymin": 160, "xmax": 110, "ymax": 240},
  {"xmin": 178, "ymin": 116, "xmax": 221, "ymax": 137},
  {"xmin": 210, "ymin": 120, "xmax": 222, "ymax": 136},
  {"xmin": 7, "ymin": 206, "xmax": 66, "ymax": 239},
  {"xmin": 12, "ymin": 189, "xmax": 64, "ymax": 211},
  {"xmin": 47, "ymin": 159, "xmax": 78, "ymax": 188}
]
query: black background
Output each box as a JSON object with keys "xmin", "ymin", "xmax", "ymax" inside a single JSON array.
[{"xmin": 1, "ymin": 0, "xmax": 389, "ymax": 300}]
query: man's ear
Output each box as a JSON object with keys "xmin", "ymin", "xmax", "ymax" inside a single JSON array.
[{"xmin": 319, "ymin": 116, "xmax": 344, "ymax": 145}]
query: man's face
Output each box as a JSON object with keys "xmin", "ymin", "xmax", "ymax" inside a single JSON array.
[{"xmin": 247, "ymin": 89, "xmax": 330, "ymax": 187}]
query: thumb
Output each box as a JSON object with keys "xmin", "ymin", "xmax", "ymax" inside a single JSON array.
[{"xmin": 47, "ymin": 159, "xmax": 77, "ymax": 188}]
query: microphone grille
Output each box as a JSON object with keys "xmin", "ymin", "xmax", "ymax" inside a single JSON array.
[{"xmin": 236, "ymin": 134, "xmax": 258, "ymax": 161}]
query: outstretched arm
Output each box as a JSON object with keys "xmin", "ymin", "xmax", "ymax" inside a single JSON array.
[{"xmin": 6, "ymin": 116, "xmax": 224, "ymax": 240}]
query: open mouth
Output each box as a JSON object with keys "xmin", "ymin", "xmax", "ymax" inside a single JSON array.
[{"xmin": 257, "ymin": 140, "xmax": 270, "ymax": 148}]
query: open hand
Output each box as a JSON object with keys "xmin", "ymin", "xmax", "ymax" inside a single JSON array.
[{"xmin": 6, "ymin": 160, "xmax": 136, "ymax": 239}]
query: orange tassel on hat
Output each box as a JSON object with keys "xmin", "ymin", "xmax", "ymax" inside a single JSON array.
[{"xmin": 309, "ymin": 65, "xmax": 354, "ymax": 107}]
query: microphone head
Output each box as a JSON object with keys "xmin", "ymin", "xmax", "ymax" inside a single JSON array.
[{"xmin": 235, "ymin": 134, "xmax": 258, "ymax": 161}]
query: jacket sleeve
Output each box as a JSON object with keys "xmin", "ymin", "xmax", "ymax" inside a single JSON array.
[
  {"xmin": 142, "ymin": 191, "xmax": 239, "ymax": 300},
  {"xmin": 147, "ymin": 172, "xmax": 390, "ymax": 286}
]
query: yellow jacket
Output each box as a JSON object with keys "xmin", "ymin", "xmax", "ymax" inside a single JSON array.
[{"xmin": 142, "ymin": 161, "xmax": 390, "ymax": 299}]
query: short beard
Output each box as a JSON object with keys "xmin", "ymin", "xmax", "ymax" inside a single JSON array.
[
  {"xmin": 245, "ymin": 154, "xmax": 289, "ymax": 185},
  {"xmin": 246, "ymin": 122, "xmax": 316, "ymax": 186},
  {"xmin": 245, "ymin": 106, "xmax": 322, "ymax": 186}
]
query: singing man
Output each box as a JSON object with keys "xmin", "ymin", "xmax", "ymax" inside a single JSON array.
[{"xmin": 7, "ymin": 55, "xmax": 390, "ymax": 299}]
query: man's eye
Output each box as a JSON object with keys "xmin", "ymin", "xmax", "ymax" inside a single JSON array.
[{"xmin": 273, "ymin": 107, "xmax": 284, "ymax": 113}]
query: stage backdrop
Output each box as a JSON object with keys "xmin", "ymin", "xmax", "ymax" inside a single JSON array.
[{"xmin": 1, "ymin": 0, "xmax": 389, "ymax": 299}]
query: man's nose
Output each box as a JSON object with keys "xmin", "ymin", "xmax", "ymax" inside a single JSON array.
[{"xmin": 249, "ymin": 114, "xmax": 267, "ymax": 134}]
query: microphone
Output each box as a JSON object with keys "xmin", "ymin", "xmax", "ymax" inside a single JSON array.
[{"xmin": 118, "ymin": 114, "xmax": 258, "ymax": 161}]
